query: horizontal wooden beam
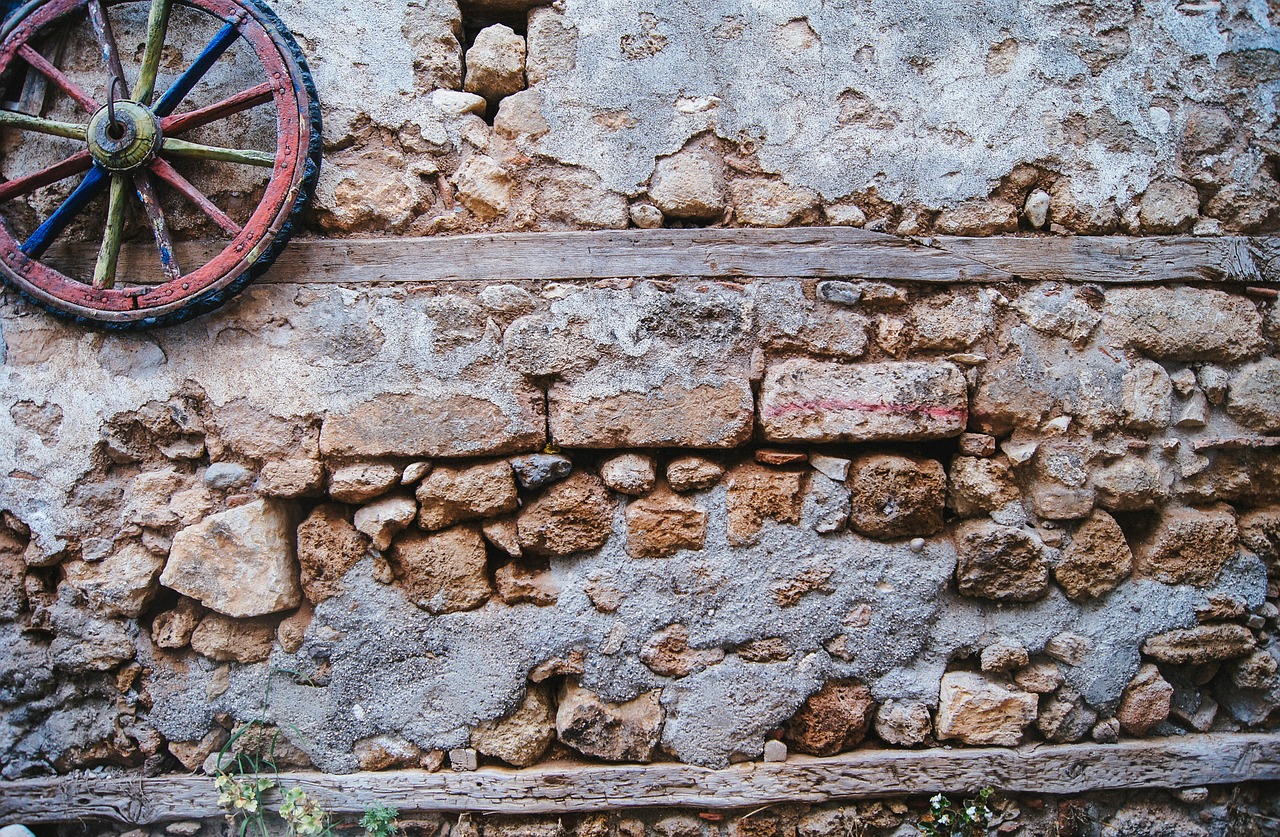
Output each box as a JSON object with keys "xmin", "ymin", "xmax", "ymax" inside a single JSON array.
[
  {"xmin": 2, "ymin": 734, "xmax": 1277, "ymax": 825},
  {"xmin": 41, "ymin": 229, "xmax": 1279, "ymax": 288}
]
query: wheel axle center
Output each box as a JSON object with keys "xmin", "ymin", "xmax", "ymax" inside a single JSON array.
[{"xmin": 87, "ymin": 101, "xmax": 162, "ymax": 172}]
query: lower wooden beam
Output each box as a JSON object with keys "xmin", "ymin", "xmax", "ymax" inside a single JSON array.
[{"xmin": 1, "ymin": 734, "xmax": 1278, "ymax": 825}]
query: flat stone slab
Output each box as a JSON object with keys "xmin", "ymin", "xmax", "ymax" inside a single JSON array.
[
  {"xmin": 549, "ymin": 377, "xmax": 753, "ymax": 448},
  {"xmin": 759, "ymin": 359, "xmax": 968, "ymax": 443}
]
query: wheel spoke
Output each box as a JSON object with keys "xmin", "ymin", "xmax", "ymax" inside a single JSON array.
[
  {"xmin": 161, "ymin": 136, "xmax": 274, "ymax": 167},
  {"xmin": 153, "ymin": 20, "xmax": 241, "ymax": 117},
  {"xmin": 17, "ymin": 44, "xmax": 100, "ymax": 113},
  {"xmin": 86, "ymin": 0, "xmax": 128, "ymax": 86},
  {"xmin": 21, "ymin": 166, "xmax": 110, "ymax": 258},
  {"xmin": 133, "ymin": 0, "xmax": 172, "ymax": 105},
  {"xmin": 0, "ymin": 150, "xmax": 92, "ymax": 202},
  {"xmin": 0, "ymin": 109, "xmax": 86, "ymax": 140},
  {"xmin": 131, "ymin": 171, "xmax": 181, "ymax": 281},
  {"xmin": 150, "ymin": 157, "xmax": 241, "ymax": 236},
  {"xmin": 161, "ymin": 82, "xmax": 274, "ymax": 136},
  {"xmin": 93, "ymin": 174, "xmax": 128, "ymax": 289}
]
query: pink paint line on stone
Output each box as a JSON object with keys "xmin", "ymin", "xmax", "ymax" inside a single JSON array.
[{"xmin": 762, "ymin": 399, "xmax": 969, "ymax": 421}]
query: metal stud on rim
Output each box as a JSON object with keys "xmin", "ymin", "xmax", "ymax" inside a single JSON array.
[{"xmin": 0, "ymin": 0, "xmax": 320, "ymax": 328}]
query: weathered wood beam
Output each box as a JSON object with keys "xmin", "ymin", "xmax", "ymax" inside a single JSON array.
[
  {"xmin": 40, "ymin": 229, "xmax": 1280, "ymax": 288},
  {"xmin": 2, "ymin": 734, "xmax": 1278, "ymax": 825}
]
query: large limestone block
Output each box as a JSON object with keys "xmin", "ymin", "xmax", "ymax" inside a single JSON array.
[
  {"xmin": 783, "ymin": 680, "xmax": 876, "ymax": 756},
  {"xmin": 296, "ymin": 504, "xmax": 368, "ymax": 604},
  {"xmin": 472, "ymin": 685, "xmax": 556, "ymax": 768},
  {"xmin": 1104, "ymin": 287, "xmax": 1264, "ymax": 362},
  {"xmin": 847, "ymin": 454, "xmax": 946, "ymax": 539},
  {"xmin": 517, "ymin": 471, "xmax": 614, "ymax": 557},
  {"xmin": 416, "ymin": 460, "xmax": 519, "ymax": 531},
  {"xmin": 62, "ymin": 543, "xmax": 164, "ymax": 618},
  {"xmin": 648, "ymin": 145, "xmax": 727, "ymax": 221},
  {"xmin": 760, "ymin": 360, "xmax": 967, "ymax": 443},
  {"xmin": 549, "ymin": 377, "xmax": 753, "ymax": 449},
  {"xmin": 1056, "ymin": 510, "xmax": 1133, "ymax": 601},
  {"xmin": 464, "ymin": 24, "xmax": 527, "ymax": 103},
  {"xmin": 625, "ymin": 486, "xmax": 707, "ymax": 558},
  {"xmin": 320, "ymin": 392, "xmax": 545, "ymax": 459},
  {"xmin": 1227, "ymin": 358, "xmax": 1280, "ymax": 432},
  {"xmin": 161, "ymin": 500, "xmax": 302, "ymax": 618},
  {"xmin": 935, "ymin": 672, "xmax": 1037, "ymax": 746}
]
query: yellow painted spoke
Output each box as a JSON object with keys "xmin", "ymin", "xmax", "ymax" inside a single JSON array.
[
  {"xmin": 0, "ymin": 110, "xmax": 87, "ymax": 140},
  {"xmin": 161, "ymin": 137, "xmax": 274, "ymax": 167}
]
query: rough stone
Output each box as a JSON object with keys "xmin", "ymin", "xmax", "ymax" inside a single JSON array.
[
  {"xmin": 1135, "ymin": 504, "xmax": 1238, "ymax": 587},
  {"xmin": 416, "ymin": 460, "xmax": 519, "ymax": 531},
  {"xmin": 1104, "ymin": 287, "xmax": 1264, "ymax": 362},
  {"xmin": 161, "ymin": 500, "xmax": 302, "ymax": 618},
  {"xmin": 276, "ymin": 603, "xmax": 313, "ymax": 654},
  {"xmin": 600, "ymin": 454, "xmax": 657, "ymax": 496},
  {"xmin": 873, "ymin": 699, "xmax": 932, "ymax": 747},
  {"xmin": 49, "ymin": 600, "xmax": 136, "ymax": 671},
  {"xmin": 958, "ymin": 432, "xmax": 997, "ymax": 458},
  {"xmin": 1045, "ymin": 632, "xmax": 1093, "ymax": 667},
  {"xmin": 847, "ymin": 454, "xmax": 945, "ymax": 539},
  {"xmin": 762, "ymin": 739, "xmax": 788, "ymax": 762},
  {"xmin": 151, "ymin": 598, "xmax": 203, "ymax": 649},
  {"xmin": 387, "ymin": 526, "xmax": 491, "ymax": 614},
  {"xmin": 1014, "ymin": 661, "xmax": 1063, "ymax": 694},
  {"xmin": 204, "ymin": 463, "xmax": 252, "ymax": 491},
  {"xmin": 189, "ymin": 613, "xmax": 276, "ymax": 664},
  {"xmin": 1037, "ymin": 688, "xmax": 1097, "ymax": 743},
  {"xmin": 648, "ymin": 145, "xmax": 727, "ymax": 221},
  {"xmin": 494, "ymin": 89, "xmax": 549, "ymax": 139},
  {"xmin": 1117, "ymin": 664, "xmax": 1174, "ymax": 736},
  {"xmin": 947, "ymin": 456, "xmax": 1019, "ymax": 518},
  {"xmin": 784, "ymin": 680, "xmax": 876, "ymax": 757},
  {"xmin": 494, "ymin": 562, "xmax": 558, "ymax": 606},
  {"xmin": 724, "ymin": 463, "xmax": 804, "ymax": 546},
  {"xmin": 1024, "ymin": 189, "xmax": 1050, "ymax": 229},
  {"xmin": 1056, "ymin": 510, "xmax": 1133, "ymax": 601},
  {"xmin": 473, "ymin": 685, "xmax": 556, "ymax": 768},
  {"xmin": 729, "ymin": 178, "xmax": 819, "ymax": 227},
  {"xmin": 666, "ymin": 456, "xmax": 724, "ymax": 492},
  {"xmin": 1138, "ymin": 180, "xmax": 1200, "ymax": 233},
  {"xmin": 808, "ymin": 454, "xmax": 851, "ymax": 482},
  {"xmin": 61, "ymin": 543, "xmax": 163, "ymax": 618},
  {"xmin": 760, "ymin": 360, "xmax": 967, "ymax": 443},
  {"xmin": 1227, "ymin": 358, "xmax": 1280, "ymax": 432},
  {"xmin": 629, "ymin": 203, "xmax": 664, "ymax": 228},
  {"xmin": 297, "ymin": 504, "xmax": 369, "ymax": 604},
  {"xmin": 354, "ymin": 735, "xmax": 424, "ymax": 771},
  {"xmin": 935, "ymin": 200, "xmax": 1018, "ymax": 235},
  {"xmin": 123, "ymin": 468, "xmax": 184, "ymax": 528},
  {"xmin": 640, "ymin": 624, "xmax": 725, "ymax": 677},
  {"xmin": 257, "ymin": 459, "xmax": 325, "ymax": 499},
  {"xmin": 1121, "ymin": 360, "xmax": 1173, "ymax": 431},
  {"xmin": 625, "ymin": 486, "xmax": 707, "ymax": 559},
  {"xmin": 556, "ymin": 681, "xmax": 663, "ymax": 762},
  {"xmin": 934, "ymin": 672, "xmax": 1037, "ymax": 746},
  {"xmin": 481, "ymin": 517, "xmax": 522, "ymax": 557},
  {"xmin": 353, "ymin": 493, "xmax": 418, "ymax": 551},
  {"xmin": 980, "ymin": 640, "xmax": 1030, "ymax": 674},
  {"xmin": 954, "ymin": 520, "xmax": 1050, "ymax": 602},
  {"xmin": 1142, "ymin": 624, "xmax": 1256, "ymax": 665},
  {"xmin": 509, "ymin": 454, "xmax": 572, "ymax": 490},
  {"xmin": 329, "ymin": 463, "xmax": 400, "ymax": 504},
  {"xmin": 464, "ymin": 24, "xmax": 527, "ymax": 104},
  {"xmin": 1092, "ymin": 457, "xmax": 1166, "ymax": 511},
  {"xmin": 516, "ymin": 471, "xmax": 614, "ymax": 556}
]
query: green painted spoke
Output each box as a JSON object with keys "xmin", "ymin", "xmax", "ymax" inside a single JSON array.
[
  {"xmin": 0, "ymin": 110, "xmax": 87, "ymax": 140},
  {"xmin": 161, "ymin": 137, "xmax": 274, "ymax": 167},
  {"xmin": 93, "ymin": 175, "xmax": 129, "ymax": 290},
  {"xmin": 134, "ymin": 0, "xmax": 172, "ymax": 104}
]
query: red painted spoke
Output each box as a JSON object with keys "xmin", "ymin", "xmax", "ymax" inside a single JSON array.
[
  {"xmin": 17, "ymin": 44, "xmax": 100, "ymax": 113},
  {"xmin": 86, "ymin": 0, "xmax": 128, "ymax": 85},
  {"xmin": 0, "ymin": 150, "xmax": 92, "ymax": 202},
  {"xmin": 161, "ymin": 82, "xmax": 274, "ymax": 136},
  {"xmin": 150, "ymin": 157, "xmax": 241, "ymax": 236},
  {"xmin": 131, "ymin": 171, "xmax": 182, "ymax": 282}
]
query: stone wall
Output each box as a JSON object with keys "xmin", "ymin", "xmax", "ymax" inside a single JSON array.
[{"xmin": 1, "ymin": 276, "xmax": 1278, "ymax": 781}]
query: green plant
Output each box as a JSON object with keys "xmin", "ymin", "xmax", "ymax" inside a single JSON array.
[
  {"xmin": 360, "ymin": 803, "xmax": 400, "ymax": 837},
  {"xmin": 917, "ymin": 788, "xmax": 994, "ymax": 837}
]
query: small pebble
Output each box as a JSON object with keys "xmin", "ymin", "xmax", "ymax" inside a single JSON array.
[
  {"xmin": 909, "ymin": 538, "xmax": 926, "ymax": 553},
  {"xmin": 763, "ymin": 739, "xmax": 788, "ymax": 762},
  {"xmin": 402, "ymin": 461, "xmax": 432, "ymax": 485}
]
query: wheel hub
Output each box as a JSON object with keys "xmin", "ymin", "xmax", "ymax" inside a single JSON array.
[{"xmin": 87, "ymin": 101, "xmax": 162, "ymax": 172}]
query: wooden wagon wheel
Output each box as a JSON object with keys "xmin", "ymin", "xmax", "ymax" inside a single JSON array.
[{"xmin": 0, "ymin": 0, "xmax": 319, "ymax": 328}]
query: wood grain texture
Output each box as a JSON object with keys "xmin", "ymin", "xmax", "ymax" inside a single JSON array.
[
  {"xmin": 3, "ymin": 734, "xmax": 1278, "ymax": 825},
  {"xmin": 42, "ymin": 230, "xmax": 1280, "ymax": 288}
]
